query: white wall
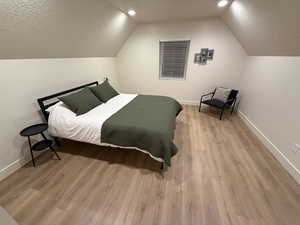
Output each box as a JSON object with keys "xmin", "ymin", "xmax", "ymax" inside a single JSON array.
[
  {"xmin": 238, "ymin": 57, "xmax": 300, "ymax": 183},
  {"xmin": 116, "ymin": 18, "xmax": 300, "ymax": 184},
  {"xmin": 116, "ymin": 18, "xmax": 247, "ymax": 104},
  {"xmin": 0, "ymin": 57, "xmax": 119, "ymax": 181}
]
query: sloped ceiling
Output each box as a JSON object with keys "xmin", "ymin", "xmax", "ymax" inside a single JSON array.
[
  {"xmin": 1, "ymin": 0, "xmax": 299, "ymax": 58},
  {"xmin": 0, "ymin": 0, "xmax": 136, "ymax": 59},
  {"xmin": 107, "ymin": 0, "xmax": 227, "ymax": 22},
  {"xmin": 222, "ymin": 0, "xmax": 300, "ymax": 56},
  {"xmin": 104, "ymin": 0, "xmax": 300, "ymax": 56}
]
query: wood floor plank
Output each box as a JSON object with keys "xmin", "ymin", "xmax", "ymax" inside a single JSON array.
[{"xmin": 0, "ymin": 105, "xmax": 299, "ymax": 225}]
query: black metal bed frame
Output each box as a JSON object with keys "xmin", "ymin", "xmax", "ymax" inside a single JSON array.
[
  {"xmin": 37, "ymin": 81, "xmax": 99, "ymax": 147},
  {"xmin": 37, "ymin": 81, "xmax": 99, "ymax": 122}
]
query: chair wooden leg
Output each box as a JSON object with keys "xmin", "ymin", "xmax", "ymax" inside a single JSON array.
[{"xmin": 199, "ymin": 102, "xmax": 202, "ymax": 112}]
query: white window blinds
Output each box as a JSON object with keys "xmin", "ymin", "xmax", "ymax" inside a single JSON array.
[{"xmin": 159, "ymin": 40, "xmax": 190, "ymax": 79}]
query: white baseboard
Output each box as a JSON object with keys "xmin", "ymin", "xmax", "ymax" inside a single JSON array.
[
  {"xmin": 179, "ymin": 100, "xmax": 199, "ymax": 105},
  {"xmin": 238, "ymin": 111, "xmax": 300, "ymax": 184},
  {"xmin": 0, "ymin": 158, "xmax": 26, "ymax": 182},
  {"xmin": 0, "ymin": 152, "xmax": 44, "ymax": 182}
]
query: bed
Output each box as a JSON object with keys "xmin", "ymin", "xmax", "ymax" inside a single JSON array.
[{"xmin": 37, "ymin": 81, "xmax": 182, "ymax": 168}]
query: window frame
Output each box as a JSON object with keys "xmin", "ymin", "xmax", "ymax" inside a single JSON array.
[{"xmin": 159, "ymin": 39, "xmax": 191, "ymax": 80}]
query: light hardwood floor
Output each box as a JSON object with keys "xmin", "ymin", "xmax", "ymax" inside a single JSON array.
[{"xmin": 0, "ymin": 105, "xmax": 300, "ymax": 225}]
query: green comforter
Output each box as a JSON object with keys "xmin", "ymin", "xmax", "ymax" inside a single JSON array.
[{"xmin": 101, "ymin": 95, "xmax": 182, "ymax": 166}]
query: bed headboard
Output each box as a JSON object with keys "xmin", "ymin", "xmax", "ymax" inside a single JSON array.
[{"xmin": 37, "ymin": 81, "xmax": 99, "ymax": 121}]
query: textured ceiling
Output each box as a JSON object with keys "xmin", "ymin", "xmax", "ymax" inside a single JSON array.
[
  {"xmin": 107, "ymin": 0, "xmax": 227, "ymax": 22},
  {"xmin": 222, "ymin": 0, "xmax": 300, "ymax": 56},
  {"xmin": 0, "ymin": 0, "xmax": 136, "ymax": 59},
  {"xmin": 1, "ymin": 0, "xmax": 299, "ymax": 58}
]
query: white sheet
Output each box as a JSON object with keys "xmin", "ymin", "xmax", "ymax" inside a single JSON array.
[{"xmin": 48, "ymin": 94, "xmax": 137, "ymax": 145}]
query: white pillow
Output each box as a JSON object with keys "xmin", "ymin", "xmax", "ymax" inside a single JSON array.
[
  {"xmin": 213, "ymin": 87, "xmax": 231, "ymax": 102},
  {"xmin": 46, "ymin": 102, "xmax": 66, "ymax": 113}
]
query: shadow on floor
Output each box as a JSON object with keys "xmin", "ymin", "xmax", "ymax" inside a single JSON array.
[{"xmin": 30, "ymin": 139, "xmax": 163, "ymax": 175}]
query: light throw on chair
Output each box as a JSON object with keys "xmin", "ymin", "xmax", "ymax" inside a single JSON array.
[{"xmin": 213, "ymin": 87, "xmax": 232, "ymax": 102}]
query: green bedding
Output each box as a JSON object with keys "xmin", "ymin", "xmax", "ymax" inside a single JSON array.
[{"xmin": 101, "ymin": 95, "xmax": 182, "ymax": 166}]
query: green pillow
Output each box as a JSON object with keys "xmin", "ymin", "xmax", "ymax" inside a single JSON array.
[
  {"xmin": 90, "ymin": 80, "xmax": 119, "ymax": 102},
  {"xmin": 59, "ymin": 88, "xmax": 102, "ymax": 115}
]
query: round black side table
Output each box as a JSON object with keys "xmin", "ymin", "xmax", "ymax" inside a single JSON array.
[{"xmin": 20, "ymin": 123, "xmax": 61, "ymax": 167}]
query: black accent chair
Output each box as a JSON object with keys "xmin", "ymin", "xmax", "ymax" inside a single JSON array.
[{"xmin": 199, "ymin": 88, "xmax": 239, "ymax": 120}]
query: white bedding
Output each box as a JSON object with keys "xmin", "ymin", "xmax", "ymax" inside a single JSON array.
[{"xmin": 48, "ymin": 94, "xmax": 137, "ymax": 145}]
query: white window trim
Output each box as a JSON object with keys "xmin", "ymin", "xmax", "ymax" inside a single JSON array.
[{"xmin": 159, "ymin": 39, "xmax": 191, "ymax": 81}]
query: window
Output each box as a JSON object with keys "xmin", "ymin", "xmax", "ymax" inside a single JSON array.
[{"xmin": 159, "ymin": 40, "xmax": 190, "ymax": 80}]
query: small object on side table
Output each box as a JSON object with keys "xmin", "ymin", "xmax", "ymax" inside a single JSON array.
[{"xmin": 20, "ymin": 123, "xmax": 61, "ymax": 167}]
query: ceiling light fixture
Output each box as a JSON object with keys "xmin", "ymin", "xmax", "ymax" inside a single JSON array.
[
  {"xmin": 128, "ymin": 10, "xmax": 136, "ymax": 16},
  {"xmin": 217, "ymin": 0, "xmax": 229, "ymax": 7}
]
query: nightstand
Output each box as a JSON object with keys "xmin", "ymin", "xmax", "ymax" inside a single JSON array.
[{"xmin": 20, "ymin": 123, "xmax": 60, "ymax": 167}]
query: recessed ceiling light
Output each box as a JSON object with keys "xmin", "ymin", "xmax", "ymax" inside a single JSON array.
[
  {"xmin": 128, "ymin": 10, "xmax": 136, "ymax": 16},
  {"xmin": 218, "ymin": 0, "xmax": 229, "ymax": 7}
]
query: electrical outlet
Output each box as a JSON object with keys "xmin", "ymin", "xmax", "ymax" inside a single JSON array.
[{"xmin": 291, "ymin": 143, "xmax": 300, "ymax": 154}]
